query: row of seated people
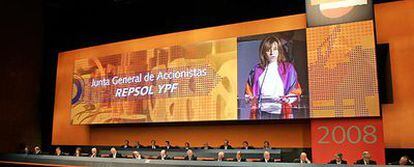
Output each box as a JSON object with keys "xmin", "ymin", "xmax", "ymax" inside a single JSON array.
[
  {"xmin": 119, "ymin": 139, "xmax": 271, "ymax": 150},
  {"xmin": 27, "ymin": 146, "xmax": 306, "ymax": 163},
  {"xmin": 23, "ymin": 145, "xmax": 413, "ymax": 165}
]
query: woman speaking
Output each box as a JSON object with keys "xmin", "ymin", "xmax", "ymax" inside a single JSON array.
[{"xmin": 245, "ymin": 35, "xmax": 302, "ymax": 119}]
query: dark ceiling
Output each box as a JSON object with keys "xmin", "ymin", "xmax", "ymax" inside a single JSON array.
[{"xmin": 44, "ymin": 0, "xmax": 399, "ymax": 52}]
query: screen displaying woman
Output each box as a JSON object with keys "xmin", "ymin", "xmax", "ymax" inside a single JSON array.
[{"xmin": 245, "ymin": 35, "xmax": 302, "ymax": 119}]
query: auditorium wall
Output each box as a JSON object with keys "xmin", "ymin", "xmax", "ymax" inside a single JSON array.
[
  {"xmin": 52, "ymin": 0, "xmax": 414, "ymax": 149},
  {"xmin": 374, "ymin": 0, "xmax": 414, "ymax": 148}
]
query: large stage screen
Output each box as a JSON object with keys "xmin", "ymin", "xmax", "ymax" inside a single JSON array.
[{"xmin": 64, "ymin": 19, "xmax": 379, "ymax": 124}]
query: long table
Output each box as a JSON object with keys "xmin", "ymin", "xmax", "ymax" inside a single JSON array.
[
  {"xmin": 0, "ymin": 154, "xmax": 396, "ymax": 167},
  {"xmin": 97, "ymin": 148, "xmax": 282, "ymax": 160}
]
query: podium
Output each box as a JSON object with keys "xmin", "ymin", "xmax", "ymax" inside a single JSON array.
[{"xmin": 237, "ymin": 95, "xmax": 309, "ymax": 120}]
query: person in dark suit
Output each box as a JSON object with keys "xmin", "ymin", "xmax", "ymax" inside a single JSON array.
[
  {"xmin": 121, "ymin": 139, "xmax": 131, "ymax": 149},
  {"xmin": 33, "ymin": 146, "xmax": 42, "ymax": 155},
  {"xmin": 240, "ymin": 141, "xmax": 254, "ymax": 150},
  {"xmin": 164, "ymin": 141, "xmax": 177, "ymax": 150},
  {"xmin": 132, "ymin": 151, "xmax": 142, "ymax": 159},
  {"xmin": 261, "ymin": 151, "xmax": 274, "ymax": 163},
  {"xmin": 149, "ymin": 140, "xmax": 159, "ymax": 149},
  {"xmin": 216, "ymin": 151, "xmax": 226, "ymax": 162},
  {"xmin": 74, "ymin": 147, "xmax": 82, "ymax": 157},
  {"xmin": 389, "ymin": 156, "xmax": 413, "ymax": 165},
  {"xmin": 90, "ymin": 147, "xmax": 99, "ymax": 158},
  {"xmin": 219, "ymin": 139, "xmax": 233, "ymax": 150},
  {"xmin": 135, "ymin": 141, "xmax": 145, "ymax": 149},
  {"xmin": 184, "ymin": 149, "xmax": 197, "ymax": 160},
  {"xmin": 293, "ymin": 152, "xmax": 311, "ymax": 163},
  {"xmin": 233, "ymin": 151, "xmax": 246, "ymax": 162},
  {"xmin": 354, "ymin": 151, "xmax": 377, "ymax": 165},
  {"xmin": 55, "ymin": 147, "xmax": 64, "ymax": 156},
  {"xmin": 263, "ymin": 141, "xmax": 272, "ymax": 150},
  {"xmin": 200, "ymin": 143, "xmax": 213, "ymax": 150},
  {"xmin": 109, "ymin": 147, "xmax": 122, "ymax": 158},
  {"xmin": 156, "ymin": 150, "xmax": 171, "ymax": 160},
  {"xmin": 22, "ymin": 145, "xmax": 30, "ymax": 154},
  {"xmin": 328, "ymin": 153, "xmax": 347, "ymax": 164},
  {"xmin": 183, "ymin": 142, "xmax": 191, "ymax": 150}
]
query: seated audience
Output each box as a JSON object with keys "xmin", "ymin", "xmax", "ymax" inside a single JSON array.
[
  {"xmin": 216, "ymin": 151, "xmax": 226, "ymax": 161},
  {"xmin": 149, "ymin": 140, "xmax": 159, "ymax": 149},
  {"xmin": 219, "ymin": 139, "xmax": 233, "ymax": 150},
  {"xmin": 157, "ymin": 150, "xmax": 171, "ymax": 160},
  {"xmin": 293, "ymin": 152, "xmax": 311, "ymax": 163},
  {"xmin": 135, "ymin": 141, "xmax": 145, "ymax": 149},
  {"xmin": 74, "ymin": 147, "xmax": 82, "ymax": 157},
  {"xmin": 261, "ymin": 151, "xmax": 274, "ymax": 163},
  {"xmin": 55, "ymin": 147, "xmax": 63, "ymax": 156},
  {"xmin": 389, "ymin": 155, "xmax": 413, "ymax": 165},
  {"xmin": 184, "ymin": 149, "xmax": 197, "ymax": 160},
  {"xmin": 121, "ymin": 139, "xmax": 131, "ymax": 149},
  {"xmin": 183, "ymin": 142, "xmax": 191, "ymax": 150},
  {"xmin": 164, "ymin": 141, "xmax": 176, "ymax": 150},
  {"xmin": 33, "ymin": 146, "xmax": 42, "ymax": 155},
  {"xmin": 233, "ymin": 151, "xmax": 246, "ymax": 162},
  {"xmin": 354, "ymin": 151, "xmax": 377, "ymax": 165},
  {"xmin": 263, "ymin": 141, "xmax": 272, "ymax": 150},
  {"xmin": 29, "ymin": 140, "xmax": 414, "ymax": 165},
  {"xmin": 201, "ymin": 143, "xmax": 213, "ymax": 150},
  {"xmin": 109, "ymin": 147, "xmax": 122, "ymax": 158},
  {"xmin": 90, "ymin": 147, "xmax": 99, "ymax": 158},
  {"xmin": 328, "ymin": 153, "xmax": 347, "ymax": 164},
  {"xmin": 240, "ymin": 141, "xmax": 254, "ymax": 150},
  {"xmin": 132, "ymin": 151, "xmax": 142, "ymax": 159}
]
